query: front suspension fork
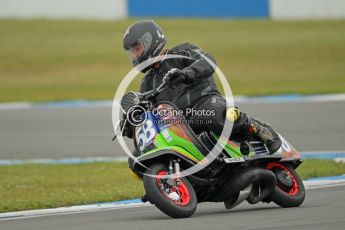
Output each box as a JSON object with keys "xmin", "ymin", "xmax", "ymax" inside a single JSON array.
[{"xmin": 168, "ymin": 159, "xmax": 181, "ymax": 186}]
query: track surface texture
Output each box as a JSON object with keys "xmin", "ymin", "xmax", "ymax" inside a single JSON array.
[
  {"xmin": 0, "ymin": 101, "xmax": 344, "ymax": 159},
  {"xmin": 1, "ymin": 185, "xmax": 344, "ymax": 230}
]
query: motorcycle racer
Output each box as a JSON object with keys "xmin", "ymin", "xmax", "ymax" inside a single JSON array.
[{"xmin": 122, "ymin": 20, "xmax": 282, "ymax": 154}]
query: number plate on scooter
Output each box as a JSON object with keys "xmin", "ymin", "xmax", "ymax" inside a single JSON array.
[{"xmin": 224, "ymin": 157, "xmax": 245, "ymax": 163}]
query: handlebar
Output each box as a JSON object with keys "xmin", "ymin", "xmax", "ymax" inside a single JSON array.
[
  {"xmin": 114, "ymin": 71, "xmax": 172, "ymax": 140},
  {"xmin": 141, "ymin": 82, "xmax": 168, "ymax": 100},
  {"xmin": 141, "ymin": 71, "xmax": 171, "ymax": 100}
]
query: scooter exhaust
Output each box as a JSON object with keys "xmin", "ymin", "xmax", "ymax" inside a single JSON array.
[
  {"xmin": 224, "ymin": 184, "xmax": 252, "ymax": 209},
  {"xmin": 221, "ymin": 167, "xmax": 277, "ymax": 204}
]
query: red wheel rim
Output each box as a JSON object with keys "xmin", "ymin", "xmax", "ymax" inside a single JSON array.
[
  {"xmin": 267, "ymin": 162, "xmax": 299, "ymax": 195},
  {"xmin": 156, "ymin": 171, "xmax": 191, "ymax": 206}
]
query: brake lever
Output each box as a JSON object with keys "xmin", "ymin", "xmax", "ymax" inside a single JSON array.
[{"xmin": 112, "ymin": 120, "xmax": 123, "ymax": 141}]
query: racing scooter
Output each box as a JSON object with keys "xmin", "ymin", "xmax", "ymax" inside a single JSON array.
[{"xmin": 115, "ymin": 77, "xmax": 305, "ymax": 219}]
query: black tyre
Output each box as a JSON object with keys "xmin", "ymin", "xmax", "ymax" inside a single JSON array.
[
  {"xmin": 143, "ymin": 164, "xmax": 197, "ymax": 218},
  {"xmin": 267, "ymin": 162, "xmax": 306, "ymax": 207}
]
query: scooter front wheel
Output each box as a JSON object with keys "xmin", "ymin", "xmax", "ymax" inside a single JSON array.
[{"xmin": 143, "ymin": 164, "xmax": 197, "ymax": 218}]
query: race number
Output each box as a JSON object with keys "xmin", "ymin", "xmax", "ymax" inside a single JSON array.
[{"xmin": 135, "ymin": 119, "xmax": 156, "ymax": 152}]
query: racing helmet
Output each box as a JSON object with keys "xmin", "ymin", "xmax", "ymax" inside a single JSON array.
[{"xmin": 123, "ymin": 20, "xmax": 167, "ymax": 67}]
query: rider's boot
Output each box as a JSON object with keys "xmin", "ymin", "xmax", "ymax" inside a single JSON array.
[
  {"xmin": 246, "ymin": 118, "xmax": 282, "ymax": 154},
  {"xmin": 226, "ymin": 108, "xmax": 282, "ymax": 154}
]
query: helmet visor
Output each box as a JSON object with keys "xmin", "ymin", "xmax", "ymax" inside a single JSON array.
[{"xmin": 125, "ymin": 32, "xmax": 153, "ymax": 66}]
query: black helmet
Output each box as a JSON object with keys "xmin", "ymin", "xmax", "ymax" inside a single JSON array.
[{"xmin": 123, "ymin": 20, "xmax": 167, "ymax": 67}]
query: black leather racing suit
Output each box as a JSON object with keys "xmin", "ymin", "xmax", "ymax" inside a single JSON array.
[
  {"xmin": 139, "ymin": 43, "xmax": 249, "ymax": 136},
  {"xmin": 140, "ymin": 43, "xmax": 218, "ymax": 110}
]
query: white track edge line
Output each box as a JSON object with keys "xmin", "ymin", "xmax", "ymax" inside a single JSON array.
[{"xmin": 1, "ymin": 180, "xmax": 345, "ymax": 221}]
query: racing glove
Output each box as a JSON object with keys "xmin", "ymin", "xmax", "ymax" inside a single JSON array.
[{"xmin": 163, "ymin": 68, "xmax": 190, "ymax": 88}]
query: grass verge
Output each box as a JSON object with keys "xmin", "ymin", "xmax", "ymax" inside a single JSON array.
[
  {"xmin": 0, "ymin": 159, "xmax": 344, "ymax": 213},
  {"xmin": 0, "ymin": 19, "xmax": 344, "ymax": 102}
]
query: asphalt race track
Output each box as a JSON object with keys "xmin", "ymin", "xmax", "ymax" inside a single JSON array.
[
  {"xmin": 0, "ymin": 99, "xmax": 345, "ymax": 228},
  {"xmin": 0, "ymin": 100, "xmax": 344, "ymax": 159},
  {"xmin": 1, "ymin": 184, "xmax": 345, "ymax": 230}
]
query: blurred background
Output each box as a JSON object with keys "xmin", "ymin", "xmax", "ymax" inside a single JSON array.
[{"xmin": 0, "ymin": 0, "xmax": 344, "ymax": 160}]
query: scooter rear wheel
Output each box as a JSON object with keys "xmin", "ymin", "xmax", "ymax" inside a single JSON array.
[{"xmin": 267, "ymin": 162, "xmax": 306, "ymax": 207}]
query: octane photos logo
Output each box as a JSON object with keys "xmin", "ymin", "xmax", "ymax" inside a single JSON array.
[
  {"xmin": 112, "ymin": 52, "xmax": 234, "ymax": 178},
  {"xmin": 127, "ymin": 105, "xmax": 147, "ymax": 127},
  {"xmin": 153, "ymin": 107, "xmax": 216, "ymax": 117},
  {"xmin": 127, "ymin": 105, "xmax": 217, "ymax": 127}
]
